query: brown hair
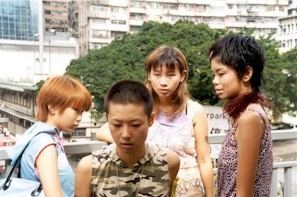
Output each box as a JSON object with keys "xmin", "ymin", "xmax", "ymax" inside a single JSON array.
[
  {"xmin": 36, "ymin": 75, "xmax": 92, "ymax": 121},
  {"xmin": 145, "ymin": 45, "xmax": 190, "ymax": 115},
  {"xmin": 223, "ymin": 92, "xmax": 270, "ymax": 121}
]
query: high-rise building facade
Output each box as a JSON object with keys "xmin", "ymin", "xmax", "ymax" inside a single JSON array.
[
  {"xmin": 278, "ymin": 0, "xmax": 297, "ymax": 52},
  {"xmin": 43, "ymin": 0, "xmax": 69, "ymax": 32},
  {"xmin": 0, "ymin": 0, "xmax": 38, "ymax": 41},
  {"xmin": 74, "ymin": 0, "xmax": 289, "ymax": 56}
]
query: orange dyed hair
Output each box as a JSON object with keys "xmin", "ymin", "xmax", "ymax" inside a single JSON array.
[{"xmin": 36, "ymin": 75, "xmax": 92, "ymax": 121}]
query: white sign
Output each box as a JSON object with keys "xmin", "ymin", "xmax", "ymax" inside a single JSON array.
[
  {"xmin": 205, "ymin": 106, "xmax": 229, "ymax": 159},
  {"xmin": 205, "ymin": 106, "xmax": 229, "ymax": 135}
]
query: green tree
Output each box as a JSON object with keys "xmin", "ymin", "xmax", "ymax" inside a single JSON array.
[
  {"xmin": 66, "ymin": 21, "xmax": 223, "ymax": 112},
  {"xmin": 65, "ymin": 21, "xmax": 296, "ymax": 119},
  {"xmin": 278, "ymin": 48, "xmax": 297, "ymax": 117}
]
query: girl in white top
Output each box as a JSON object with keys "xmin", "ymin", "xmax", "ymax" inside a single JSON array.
[{"xmin": 96, "ymin": 45, "xmax": 214, "ymax": 196}]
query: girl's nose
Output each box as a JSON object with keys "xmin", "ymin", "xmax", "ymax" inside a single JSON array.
[
  {"xmin": 212, "ymin": 76, "xmax": 218, "ymax": 85},
  {"xmin": 159, "ymin": 76, "xmax": 168, "ymax": 87},
  {"xmin": 77, "ymin": 114, "xmax": 82, "ymax": 122}
]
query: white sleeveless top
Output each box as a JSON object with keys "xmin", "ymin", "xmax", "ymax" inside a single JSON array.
[{"xmin": 146, "ymin": 99, "xmax": 205, "ymax": 196}]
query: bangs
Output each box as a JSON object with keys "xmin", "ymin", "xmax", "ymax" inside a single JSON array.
[
  {"xmin": 150, "ymin": 56, "xmax": 182, "ymax": 72},
  {"xmin": 68, "ymin": 88, "xmax": 92, "ymax": 111},
  {"xmin": 49, "ymin": 76, "xmax": 92, "ymax": 112}
]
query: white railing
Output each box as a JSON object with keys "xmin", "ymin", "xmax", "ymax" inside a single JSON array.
[
  {"xmin": 1, "ymin": 129, "xmax": 296, "ymax": 195},
  {"xmin": 270, "ymin": 161, "xmax": 297, "ymax": 197}
]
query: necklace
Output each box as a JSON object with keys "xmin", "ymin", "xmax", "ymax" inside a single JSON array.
[{"xmin": 115, "ymin": 163, "xmax": 145, "ymax": 197}]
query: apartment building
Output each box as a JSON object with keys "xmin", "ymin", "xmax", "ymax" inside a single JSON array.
[
  {"xmin": 68, "ymin": 0, "xmax": 79, "ymax": 37},
  {"xmin": 73, "ymin": 0, "xmax": 289, "ymax": 56},
  {"xmin": 278, "ymin": 0, "xmax": 297, "ymax": 52},
  {"xmin": 43, "ymin": 0, "xmax": 69, "ymax": 32}
]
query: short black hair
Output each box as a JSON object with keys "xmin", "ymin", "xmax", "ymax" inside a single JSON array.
[
  {"xmin": 104, "ymin": 80, "xmax": 153, "ymax": 117},
  {"xmin": 209, "ymin": 34, "xmax": 265, "ymax": 92}
]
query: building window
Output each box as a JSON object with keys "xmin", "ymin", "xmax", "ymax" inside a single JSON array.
[
  {"xmin": 92, "ymin": 18, "xmax": 106, "ymax": 24},
  {"xmin": 44, "ymin": 10, "xmax": 51, "ymax": 15},
  {"xmin": 73, "ymin": 128, "xmax": 86, "ymax": 137},
  {"xmin": 91, "ymin": 30, "xmax": 108, "ymax": 39},
  {"xmin": 90, "ymin": 5, "xmax": 108, "ymax": 12},
  {"xmin": 111, "ymin": 31, "xmax": 125, "ymax": 39},
  {"xmin": 111, "ymin": 19, "xmax": 126, "ymax": 25}
]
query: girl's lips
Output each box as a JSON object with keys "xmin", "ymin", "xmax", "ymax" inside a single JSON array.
[
  {"xmin": 158, "ymin": 89, "xmax": 169, "ymax": 94},
  {"xmin": 121, "ymin": 143, "xmax": 133, "ymax": 149},
  {"xmin": 215, "ymin": 89, "xmax": 223, "ymax": 94}
]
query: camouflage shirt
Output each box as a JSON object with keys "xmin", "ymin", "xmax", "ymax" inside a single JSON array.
[{"xmin": 91, "ymin": 143, "xmax": 169, "ymax": 197}]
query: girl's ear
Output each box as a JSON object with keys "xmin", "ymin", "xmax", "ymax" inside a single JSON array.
[
  {"xmin": 48, "ymin": 105, "xmax": 57, "ymax": 115},
  {"xmin": 180, "ymin": 69, "xmax": 187, "ymax": 82},
  {"xmin": 147, "ymin": 72, "xmax": 151, "ymax": 82},
  {"xmin": 243, "ymin": 66, "xmax": 253, "ymax": 82}
]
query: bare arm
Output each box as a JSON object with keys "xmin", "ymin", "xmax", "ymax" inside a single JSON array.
[
  {"xmin": 95, "ymin": 123, "xmax": 114, "ymax": 143},
  {"xmin": 235, "ymin": 111, "xmax": 264, "ymax": 197},
  {"xmin": 75, "ymin": 155, "xmax": 92, "ymax": 197},
  {"xmin": 193, "ymin": 106, "xmax": 214, "ymax": 197},
  {"xmin": 167, "ymin": 150, "xmax": 180, "ymax": 196},
  {"xmin": 36, "ymin": 144, "xmax": 63, "ymax": 197}
]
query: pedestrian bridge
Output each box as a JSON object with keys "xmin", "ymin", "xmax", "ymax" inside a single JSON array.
[{"xmin": 1, "ymin": 129, "xmax": 296, "ymax": 197}]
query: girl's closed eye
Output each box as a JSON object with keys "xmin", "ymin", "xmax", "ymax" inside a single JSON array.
[
  {"xmin": 218, "ymin": 72, "xmax": 225, "ymax": 77},
  {"xmin": 111, "ymin": 123, "xmax": 122, "ymax": 128},
  {"xmin": 73, "ymin": 108, "xmax": 81, "ymax": 113},
  {"xmin": 131, "ymin": 123, "xmax": 141, "ymax": 128},
  {"xmin": 153, "ymin": 73, "xmax": 161, "ymax": 77}
]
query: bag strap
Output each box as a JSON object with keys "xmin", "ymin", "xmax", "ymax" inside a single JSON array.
[{"xmin": 2, "ymin": 131, "xmax": 49, "ymax": 190}]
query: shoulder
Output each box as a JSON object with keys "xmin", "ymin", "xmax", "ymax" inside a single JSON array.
[
  {"xmin": 187, "ymin": 99, "xmax": 206, "ymax": 119},
  {"xmin": 77, "ymin": 155, "xmax": 93, "ymax": 173},
  {"xmin": 238, "ymin": 106, "xmax": 266, "ymax": 127},
  {"xmin": 24, "ymin": 133, "xmax": 56, "ymax": 159},
  {"xmin": 187, "ymin": 99, "xmax": 204, "ymax": 112},
  {"xmin": 31, "ymin": 133, "xmax": 56, "ymax": 144},
  {"xmin": 236, "ymin": 108, "xmax": 265, "ymax": 140},
  {"xmin": 92, "ymin": 144, "xmax": 114, "ymax": 162},
  {"xmin": 187, "ymin": 100, "xmax": 208, "ymax": 132}
]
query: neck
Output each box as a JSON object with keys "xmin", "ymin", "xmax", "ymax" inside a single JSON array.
[
  {"xmin": 45, "ymin": 117, "xmax": 58, "ymax": 129},
  {"xmin": 117, "ymin": 145, "xmax": 146, "ymax": 167},
  {"xmin": 158, "ymin": 96, "xmax": 172, "ymax": 105},
  {"xmin": 157, "ymin": 98, "xmax": 176, "ymax": 113}
]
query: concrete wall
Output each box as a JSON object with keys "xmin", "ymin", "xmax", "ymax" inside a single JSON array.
[{"xmin": 0, "ymin": 39, "xmax": 79, "ymax": 84}]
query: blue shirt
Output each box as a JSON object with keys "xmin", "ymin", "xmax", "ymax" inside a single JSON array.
[{"xmin": 8, "ymin": 122, "xmax": 74, "ymax": 197}]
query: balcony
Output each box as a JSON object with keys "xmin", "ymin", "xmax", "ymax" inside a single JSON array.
[{"xmin": 1, "ymin": 130, "xmax": 296, "ymax": 196}]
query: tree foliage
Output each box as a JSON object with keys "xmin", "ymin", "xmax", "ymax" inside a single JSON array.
[{"xmin": 65, "ymin": 21, "xmax": 296, "ymax": 119}]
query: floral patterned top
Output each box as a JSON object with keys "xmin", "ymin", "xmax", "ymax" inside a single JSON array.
[{"xmin": 217, "ymin": 103, "xmax": 273, "ymax": 197}]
